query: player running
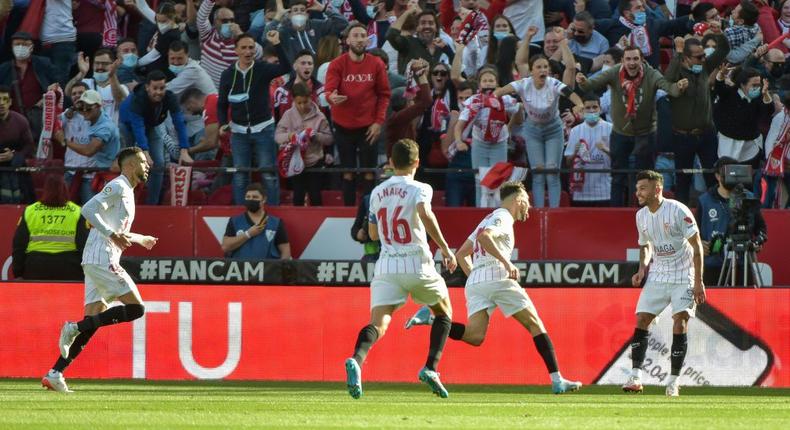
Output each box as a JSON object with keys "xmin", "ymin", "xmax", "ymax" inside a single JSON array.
[
  {"xmin": 42, "ymin": 147, "xmax": 157, "ymax": 393},
  {"xmin": 406, "ymin": 181, "xmax": 582, "ymax": 394},
  {"xmin": 622, "ymin": 170, "xmax": 706, "ymax": 397},
  {"xmin": 345, "ymin": 139, "xmax": 457, "ymax": 399}
]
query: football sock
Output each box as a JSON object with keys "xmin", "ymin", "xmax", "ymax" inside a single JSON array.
[
  {"xmin": 76, "ymin": 304, "xmax": 145, "ymax": 332},
  {"xmin": 448, "ymin": 322, "xmax": 466, "ymax": 340},
  {"xmin": 671, "ymin": 333, "xmax": 688, "ymax": 376},
  {"xmin": 533, "ymin": 333, "xmax": 559, "ymax": 374},
  {"xmin": 52, "ymin": 326, "xmax": 97, "ymax": 372},
  {"xmin": 352, "ymin": 324, "xmax": 379, "ymax": 365},
  {"xmin": 425, "ymin": 315, "xmax": 451, "ymax": 371},
  {"xmin": 630, "ymin": 328, "xmax": 650, "ymax": 371}
]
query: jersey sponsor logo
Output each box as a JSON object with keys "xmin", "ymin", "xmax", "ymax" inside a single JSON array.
[
  {"xmin": 654, "ymin": 243, "xmax": 677, "ymax": 257},
  {"xmin": 375, "ymin": 186, "xmax": 407, "ymax": 201},
  {"xmin": 708, "ymin": 208, "xmax": 718, "ymax": 221}
]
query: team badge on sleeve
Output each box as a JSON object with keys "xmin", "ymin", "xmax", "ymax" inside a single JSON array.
[{"xmin": 102, "ymin": 186, "xmax": 113, "ymax": 195}]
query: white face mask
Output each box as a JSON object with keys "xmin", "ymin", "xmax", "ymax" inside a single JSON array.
[
  {"xmin": 291, "ymin": 14, "xmax": 307, "ymax": 28},
  {"xmin": 157, "ymin": 22, "xmax": 173, "ymax": 34},
  {"xmin": 12, "ymin": 45, "xmax": 32, "ymax": 60}
]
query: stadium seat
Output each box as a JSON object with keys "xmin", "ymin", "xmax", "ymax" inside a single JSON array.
[
  {"xmin": 321, "ymin": 190, "xmax": 345, "ymax": 207},
  {"xmin": 280, "ymin": 189, "xmax": 294, "ymax": 205},
  {"xmin": 162, "ymin": 189, "xmax": 208, "ymax": 205},
  {"xmin": 207, "ymin": 185, "xmax": 234, "ymax": 205}
]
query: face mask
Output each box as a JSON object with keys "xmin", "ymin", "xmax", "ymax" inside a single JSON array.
[
  {"xmin": 633, "ymin": 11, "xmax": 647, "ymax": 26},
  {"xmin": 122, "ymin": 53, "xmax": 138, "ymax": 68},
  {"xmin": 366, "ymin": 5, "xmax": 377, "ymax": 19},
  {"xmin": 157, "ymin": 22, "xmax": 173, "ymax": 34},
  {"xmin": 228, "ymin": 93, "xmax": 250, "ymax": 103},
  {"xmin": 220, "ymin": 23, "xmax": 233, "ymax": 39},
  {"xmin": 703, "ymin": 47, "xmax": 715, "ymax": 57},
  {"xmin": 729, "ymin": 17, "xmax": 735, "ymax": 28},
  {"xmin": 748, "ymin": 87, "xmax": 762, "ymax": 100},
  {"xmin": 169, "ymin": 64, "xmax": 186, "ymax": 75},
  {"xmin": 12, "ymin": 45, "xmax": 31, "ymax": 60},
  {"xmin": 291, "ymin": 14, "xmax": 307, "ymax": 28},
  {"xmin": 690, "ymin": 64, "xmax": 703, "ymax": 74},
  {"xmin": 584, "ymin": 112, "xmax": 600, "ymax": 124},
  {"xmin": 332, "ymin": 0, "xmax": 345, "ymax": 7},
  {"xmin": 493, "ymin": 31, "xmax": 509, "ymax": 41},
  {"xmin": 93, "ymin": 71, "xmax": 109, "ymax": 82},
  {"xmin": 244, "ymin": 199, "xmax": 261, "ymax": 212}
]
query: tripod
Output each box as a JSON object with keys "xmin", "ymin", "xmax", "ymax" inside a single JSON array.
[{"xmin": 717, "ymin": 239, "xmax": 764, "ymax": 287}]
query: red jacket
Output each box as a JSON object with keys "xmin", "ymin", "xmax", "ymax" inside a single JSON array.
[{"xmin": 324, "ymin": 53, "xmax": 391, "ymax": 129}]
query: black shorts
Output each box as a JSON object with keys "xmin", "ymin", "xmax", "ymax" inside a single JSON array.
[{"xmin": 334, "ymin": 124, "xmax": 378, "ymax": 169}]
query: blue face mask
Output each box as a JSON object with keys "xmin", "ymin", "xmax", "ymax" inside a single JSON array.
[
  {"xmin": 121, "ymin": 53, "xmax": 138, "ymax": 68},
  {"xmin": 169, "ymin": 64, "xmax": 186, "ymax": 75},
  {"xmin": 220, "ymin": 23, "xmax": 233, "ymax": 39},
  {"xmin": 633, "ymin": 11, "xmax": 647, "ymax": 26},
  {"xmin": 93, "ymin": 71, "xmax": 109, "ymax": 83},
  {"xmin": 748, "ymin": 87, "xmax": 762, "ymax": 100},
  {"xmin": 493, "ymin": 31, "xmax": 510, "ymax": 41},
  {"xmin": 584, "ymin": 112, "xmax": 600, "ymax": 124},
  {"xmin": 366, "ymin": 5, "xmax": 377, "ymax": 19},
  {"xmin": 690, "ymin": 64, "xmax": 703, "ymax": 74},
  {"xmin": 703, "ymin": 47, "xmax": 715, "ymax": 57}
]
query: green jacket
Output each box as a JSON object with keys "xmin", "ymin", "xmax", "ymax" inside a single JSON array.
[{"xmin": 579, "ymin": 63, "xmax": 680, "ymax": 136}]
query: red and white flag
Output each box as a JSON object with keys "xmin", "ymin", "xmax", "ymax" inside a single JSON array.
[
  {"xmin": 37, "ymin": 86, "xmax": 64, "ymax": 160},
  {"xmin": 479, "ymin": 162, "xmax": 528, "ymax": 208},
  {"xmin": 277, "ymin": 128, "xmax": 314, "ymax": 178},
  {"xmin": 103, "ymin": 0, "xmax": 118, "ymax": 47},
  {"xmin": 169, "ymin": 164, "xmax": 192, "ymax": 206}
]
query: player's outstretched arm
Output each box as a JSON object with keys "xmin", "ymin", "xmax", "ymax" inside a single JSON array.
[
  {"xmin": 687, "ymin": 232, "xmax": 706, "ymax": 304},
  {"xmin": 416, "ymin": 202, "xmax": 457, "ymax": 273},
  {"xmin": 455, "ymin": 240, "xmax": 474, "ymax": 277},
  {"xmin": 477, "ymin": 229, "xmax": 519, "ymax": 280}
]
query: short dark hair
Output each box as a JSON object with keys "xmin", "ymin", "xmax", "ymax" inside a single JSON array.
[
  {"xmin": 293, "ymin": 49, "xmax": 315, "ymax": 63},
  {"xmin": 477, "ymin": 66, "xmax": 499, "ymax": 83},
  {"xmin": 623, "ymin": 45, "xmax": 643, "ymax": 58},
  {"xmin": 734, "ymin": 66, "xmax": 761, "ymax": 87},
  {"xmin": 605, "ymin": 46, "xmax": 624, "ymax": 63},
  {"xmin": 500, "ymin": 181, "xmax": 526, "ymax": 201},
  {"xmin": 582, "ymin": 92, "xmax": 600, "ymax": 104},
  {"xmin": 117, "ymin": 147, "xmax": 143, "ymax": 166},
  {"xmin": 574, "ymin": 10, "xmax": 595, "ymax": 27},
  {"xmin": 416, "ymin": 10, "xmax": 438, "ymax": 25},
  {"xmin": 146, "ymin": 69, "xmax": 168, "ymax": 84},
  {"xmin": 618, "ymin": 0, "xmax": 636, "ymax": 14},
  {"xmin": 0, "ymin": 84, "xmax": 10, "ymax": 95},
  {"xmin": 169, "ymin": 40, "xmax": 188, "ymax": 54},
  {"xmin": 117, "ymin": 37, "xmax": 137, "ymax": 47},
  {"xmin": 636, "ymin": 170, "xmax": 664, "ymax": 186},
  {"xmin": 179, "ymin": 87, "xmax": 205, "ymax": 105},
  {"xmin": 262, "ymin": 44, "xmax": 278, "ymax": 58},
  {"xmin": 683, "ymin": 38, "xmax": 702, "ymax": 57},
  {"xmin": 245, "ymin": 182, "xmax": 266, "ymax": 198},
  {"xmin": 291, "ymin": 81, "xmax": 311, "ymax": 98},
  {"xmin": 391, "ymin": 139, "xmax": 419, "ymax": 169},
  {"xmin": 346, "ymin": 22, "xmax": 368, "ymax": 37},
  {"xmin": 235, "ymin": 33, "xmax": 256, "ymax": 45},
  {"xmin": 456, "ymin": 80, "xmax": 476, "ymax": 93},
  {"xmin": 714, "ymin": 156, "xmax": 739, "ymax": 174},
  {"xmin": 692, "ymin": 2, "xmax": 715, "ymax": 23},
  {"xmin": 71, "ymin": 81, "xmax": 89, "ymax": 92},
  {"xmin": 528, "ymin": 54, "xmax": 549, "ymax": 70},
  {"xmin": 739, "ymin": 0, "xmax": 759, "ymax": 26},
  {"xmin": 94, "ymin": 47, "xmax": 116, "ymax": 61}
]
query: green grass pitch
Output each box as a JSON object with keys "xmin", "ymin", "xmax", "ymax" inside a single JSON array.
[{"xmin": 1, "ymin": 379, "xmax": 788, "ymax": 429}]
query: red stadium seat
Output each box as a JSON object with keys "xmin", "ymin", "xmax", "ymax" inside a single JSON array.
[
  {"xmin": 321, "ymin": 190, "xmax": 345, "ymax": 207},
  {"xmin": 207, "ymin": 185, "xmax": 234, "ymax": 205}
]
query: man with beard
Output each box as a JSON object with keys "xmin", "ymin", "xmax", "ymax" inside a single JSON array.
[
  {"xmin": 324, "ymin": 23, "xmax": 391, "ymax": 206},
  {"xmin": 221, "ymin": 182, "xmax": 291, "ymax": 259},
  {"xmin": 577, "ymin": 46, "xmax": 688, "ymax": 206},
  {"xmin": 388, "ymin": 8, "xmax": 453, "ymax": 74},
  {"xmin": 271, "ymin": 49, "xmax": 325, "ymax": 123},
  {"xmin": 65, "ymin": 48, "xmax": 128, "ymax": 124},
  {"xmin": 567, "ymin": 11, "xmax": 610, "ymax": 61}
]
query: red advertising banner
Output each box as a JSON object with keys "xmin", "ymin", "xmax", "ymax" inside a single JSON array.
[{"xmin": 1, "ymin": 283, "xmax": 788, "ymax": 387}]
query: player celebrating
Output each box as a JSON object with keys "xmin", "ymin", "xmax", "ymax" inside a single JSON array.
[
  {"xmin": 42, "ymin": 147, "xmax": 157, "ymax": 393},
  {"xmin": 345, "ymin": 139, "xmax": 457, "ymax": 399},
  {"xmin": 406, "ymin": 182, "xmax": 582, "ymax": 394},
  {"xmin": 623, "ymin": 170, "xmax": 705, "ymax": 397}
]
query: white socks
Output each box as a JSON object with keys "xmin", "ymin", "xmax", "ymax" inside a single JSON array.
[
  {"xmin": 550, "ymin": 372, "xmax": 562, "ymax": 383},
  {"xmin": 631, "ymin": 368, "xmax": 643, "ymax": 379}
]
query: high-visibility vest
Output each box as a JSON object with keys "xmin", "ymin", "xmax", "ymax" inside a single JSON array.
[{"xmin": 23, "ymin": 201, "xmax": 81, "ymax": 254}]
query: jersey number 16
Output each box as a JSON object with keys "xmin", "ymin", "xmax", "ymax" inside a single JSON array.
[{"xmin": 376, "ymin": 206, "xmax": 412, "ymax": 245}]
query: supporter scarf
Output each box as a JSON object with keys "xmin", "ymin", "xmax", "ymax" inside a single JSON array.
[
  {"xmin": 464, "ymin": 92, "xmax": 508, "ymax": 143},
  {"xmin": 277, "ymin": 128, "xmax": 315, "ymax": 178},
  {"xmin": 479, "ymin": 162, "xmax": 528, "ymax": 207},
  {"xmin": 430, "ymin": 95, "xmax": 449, "ymax": 132},
  {"xmin": 569, "ymin": 138, "xmax": 591, "ymax": 193},
  {"xmin": 169, "ymin": 164, "xmax": 192, "ymax": 206},
  {"xmin": 103, "ymin": 0, "xmax": 119, "ymax": 47},
  {"xmin": 404, "ymin": 65, "xmax": 419, "ymax": 99},
  {"xmin": 765, "ymin": 109, "xmax": 790, "ymax": 177},
  {"xmin": 456, "ymin": 10, "xmax": 488, "ymax": 45},
  {"xmin": 37, "ymin": 87, "xmax": 64, "ymax": 160},
  {"xmin": 619, "ymin": 64, "xmax": 644, "ymax": 120},
  {"xmin": 619, "ymin": 16, "xmax": 652, "ymax": 57}
]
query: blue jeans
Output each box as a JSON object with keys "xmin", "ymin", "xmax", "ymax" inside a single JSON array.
[
  {"xmin": 520, "ymin": 118, "xmax": 564, "ymax": 208},
  {"xmin": 445, "ymin": 150, "xmax": 475, "ymax": 207},
  {"xmin": 41, "ymin": 41, "xmax": 76, "ymax": 86},
  {"xmin": 671, "ymin": 129, "xmax": 718, "ymax": 204},
  {"xmin": 654, "ymin": 153, "xmax": 675, "ymax": 192},
  {"xmin": 471, "ymin": 139, "xmax": 508, "ymax": 206},
  {"xmin": 610, "ymin": 131, "xmax": 655, "ymax": 206},
  {"xmin": 230, "ymin": 125, "xmax": 279, "ymax": 205},
  {"xmin": 121, "ymin": 123, "xmax": 166, "ymax": 205},
  {"xmin": 65, "ymin": 171, "xmax": 95, "ymax": 204}
]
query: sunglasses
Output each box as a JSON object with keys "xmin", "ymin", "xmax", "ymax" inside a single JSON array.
[
  {"xmin": 76, "ymin": 105, "xmax": 97, "ymax": 112},
  {"xmin": 432, "ymin": 70, "xmax": 448, "ymax": 76}
]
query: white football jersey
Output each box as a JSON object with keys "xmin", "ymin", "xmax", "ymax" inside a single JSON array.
[
  {"xmin": 466, "ymin": 208, "xmax": 515, "ymax": 285},
  {"xmin": 368, "ymin": 175, "xmax": 436, "ymax": 275},
  {"xmin": 564, "ymin": 119, "xmax": 613, "ymax": 201},
  {"xmin": 636, "ymin": 199, "xmax": 699, "ymax": 284},
  {"xmin": 82, "ymin": 175, "xmax": 136, "ymax": 266}
]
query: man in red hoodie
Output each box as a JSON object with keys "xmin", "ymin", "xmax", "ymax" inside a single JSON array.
[{"xmin": 324, "ymin": 23, "xmax": 392, "ymax": 206}]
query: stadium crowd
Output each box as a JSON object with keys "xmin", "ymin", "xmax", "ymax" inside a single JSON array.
[{"xmin": 1, "ymin": 0, "xmax": 790, "ymax": 209}]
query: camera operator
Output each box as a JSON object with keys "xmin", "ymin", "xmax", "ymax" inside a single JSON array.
[{"xmin": 697, "ymin": 157, "xmax": 767, "ymax": 286}]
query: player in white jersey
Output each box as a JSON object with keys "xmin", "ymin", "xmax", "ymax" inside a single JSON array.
[
  {"xmin": 42, "ymin": 147, "xmax": 157, "ymax": 393},
  {"xmin": 345, "ymin": 139, "xmax": 457, "ymax": 399},
  {"xmin": 406, "ymin": 182, "xmax": 582, "ymax": 394},
  {"xmin": 622, "ymin": 170, "xmax": 705, "ymax": 397}
]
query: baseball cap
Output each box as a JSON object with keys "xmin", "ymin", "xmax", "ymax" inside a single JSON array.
[
  {"xmin": 78, "ymin": 90, "xmax": 103, "ymax": 106},
  {"xmin": 11, "ymin": 32, "xmax": 33, "ymax": 42}
]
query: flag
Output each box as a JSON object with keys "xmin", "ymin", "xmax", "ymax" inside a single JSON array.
[{"xmin": 478, "ymin": 162, "xmax": 528, "ymax": 208}]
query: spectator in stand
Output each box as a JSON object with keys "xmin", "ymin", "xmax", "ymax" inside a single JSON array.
[
  {"xmin": 777, "ymin": 0, "xmax": 790, "ymax": 51},
  {"xmin": 0, "ymin": 32, "xmax": 56, "ymax": 138},
  {"xmin": 221, "ymin": 182, "xmax": 291, "ymax": 259},
  {"xmin": 564, "ymin": 93, "xmax": 613, "ymax": 206},
  {"xmin": 275, "ymin": 82, "xmax": 333, "ymax": 206},
  {"xmin": 39, "ymin": 0, "xmax": 77, "ymax": 86},
  {"xmin": 131, "ymin": 1, "xmax": 185, "ymax": 74},
  {"xmin": 315, "ymin": 35, "xmax": 342, "ymax": 83},
  {"xmin": 386, "ymin": 59, "xmax": 432, "ymax": 159},
  {"xmin": 265, "ymin": 0, "xmax": 349, "ymax": 64},
  {"xmin": 762, "ymin": 91, "xmax": 790, "ymax": 209},
  {"xmin": 116, "ymin": 38, "xmax": 142, "ymax": 89},
  {"xmin": 119, "ymin": 70, "xmax": 194, "ymax": 205},
  {"xmin": 665, "ymin": 34, "xmax": 730, "ymax": 205},
  {"xmin": 178, "ymin": 88, "xmax": 220, "ymax": 161},
  {"xmin": 744, "ymin": 45, "xmax": 786, "ymax": 91},
  {"xmin": 324, "ymin": 23, "xmax": 391, "ymax": 206},
  {"xmin": 368, "ymin": 48, "xmax": 407, "ymax": 90},
  {"xmin": 568, "ymin": 11, "xmax": 610, "ymax": 62},
  {"xmin": 504, "ymin": 0, "xmax": 544, "ymax": 42},
  {"xmin": 57, "ymin": 82, "xmax": 94, "ymax": 204},
  {"xmin": 462, "ymin": 15, "xmax": 517, "ymax": 79},
  {"xmin": 388, "ymin": 8, "xmax": 452, "ymax": 75},
  {"xmin": 12, "ymin": 174, "xmax": 88, "ymax": 281},
  {"xmin": 65, "ymin": 48, "xmax": 129, "ymax": 124},
  {"xmin": 595, "ymin": 0, "xmax": 693, "ymax": 68},
  {"xmin": 165, "ymin": 40, "xmax": 217, "ymax": 98},
  {"xmin": 724, "ymin": 0, "xmax": 763, "ymax": 64},
  {"xmin": 573, "ymin": 0, "xmax": 613, "ymax": 20},
  {"xmin": 443, "ymin": 80, "xmax": 476, "ymax": 207},
  {"xmin": 217, "ymin": 32, "xmax": 290, "ymax": 205},
  {"xmin": 350, "ymin": 0, "xmax": 393, "ymax": 49},
  {"xmin": 577, "ymin": 46, "xmax": 688, "ymax": 206},
  {"xmin": 0, "ymin": 85, "xmax": 34, "ymax": 203},
  {"xmin": 272, "ymin": 49, "xmax": 325, "ymax": 123},
  {"xmin": 74, "ymin": 0, "xmax": 107, "ymax": 58},
  {"xmin": 416, "ymin": 61, "xmax": 458, "ymax": 185}
]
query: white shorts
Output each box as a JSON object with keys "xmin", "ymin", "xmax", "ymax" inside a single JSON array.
[
  {"xmin": 370, "ymin": 272, "xmax": 448, "ymax": 309},
  {"xmin": 465, "ymin": 279, "xmax": 534, "ymax": 318},
  {"xmin": 635, "ymin": 281, "xmax": 696, "ymax": 318},
  {"xmin": 83, "ymin": 263, "xmax": 142, "ymax": 306}
]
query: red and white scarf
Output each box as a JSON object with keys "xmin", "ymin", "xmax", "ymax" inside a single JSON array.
[
  {"xmin": 404, "ymin": 65, "xmax": 419, "ymax": 100},
  {"xmin": 464, "ymin": 92, "xmax": 508, "ymax": 143},
  {"xmin": 765, "ymin": 109, "xmax": 790, "ymax": 177},
  {"xmin": 619, "ymin": 16, "xmax": 652, "ymax": 57},
  {"xmin": 569, "ymin": 138, "xmax": 591, "ymax": 193},
  {"xmin": 430, "ymin": 95, "xmax": 450, "ymax": 132},
  {"xmin": 103, "ymin": 0, "xmax": 118, "ymax": 47},
  {"xmin": 277, "ymin": 128, "xmax": 315, "ymax": 177},
  {"xmin": 457, "ymin": 10, "xmax": 488, "ymax": 45},
  {"xmin": 619, "ymin": 64, "xmax": 644, "ymax": 120},
  {"xmin": 169, "ymin": 164, "xmax": 193, "ymax": 206},
  {"xmin": 37, "ymin": 87, "xmax": 64, "ymax": 160}
]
